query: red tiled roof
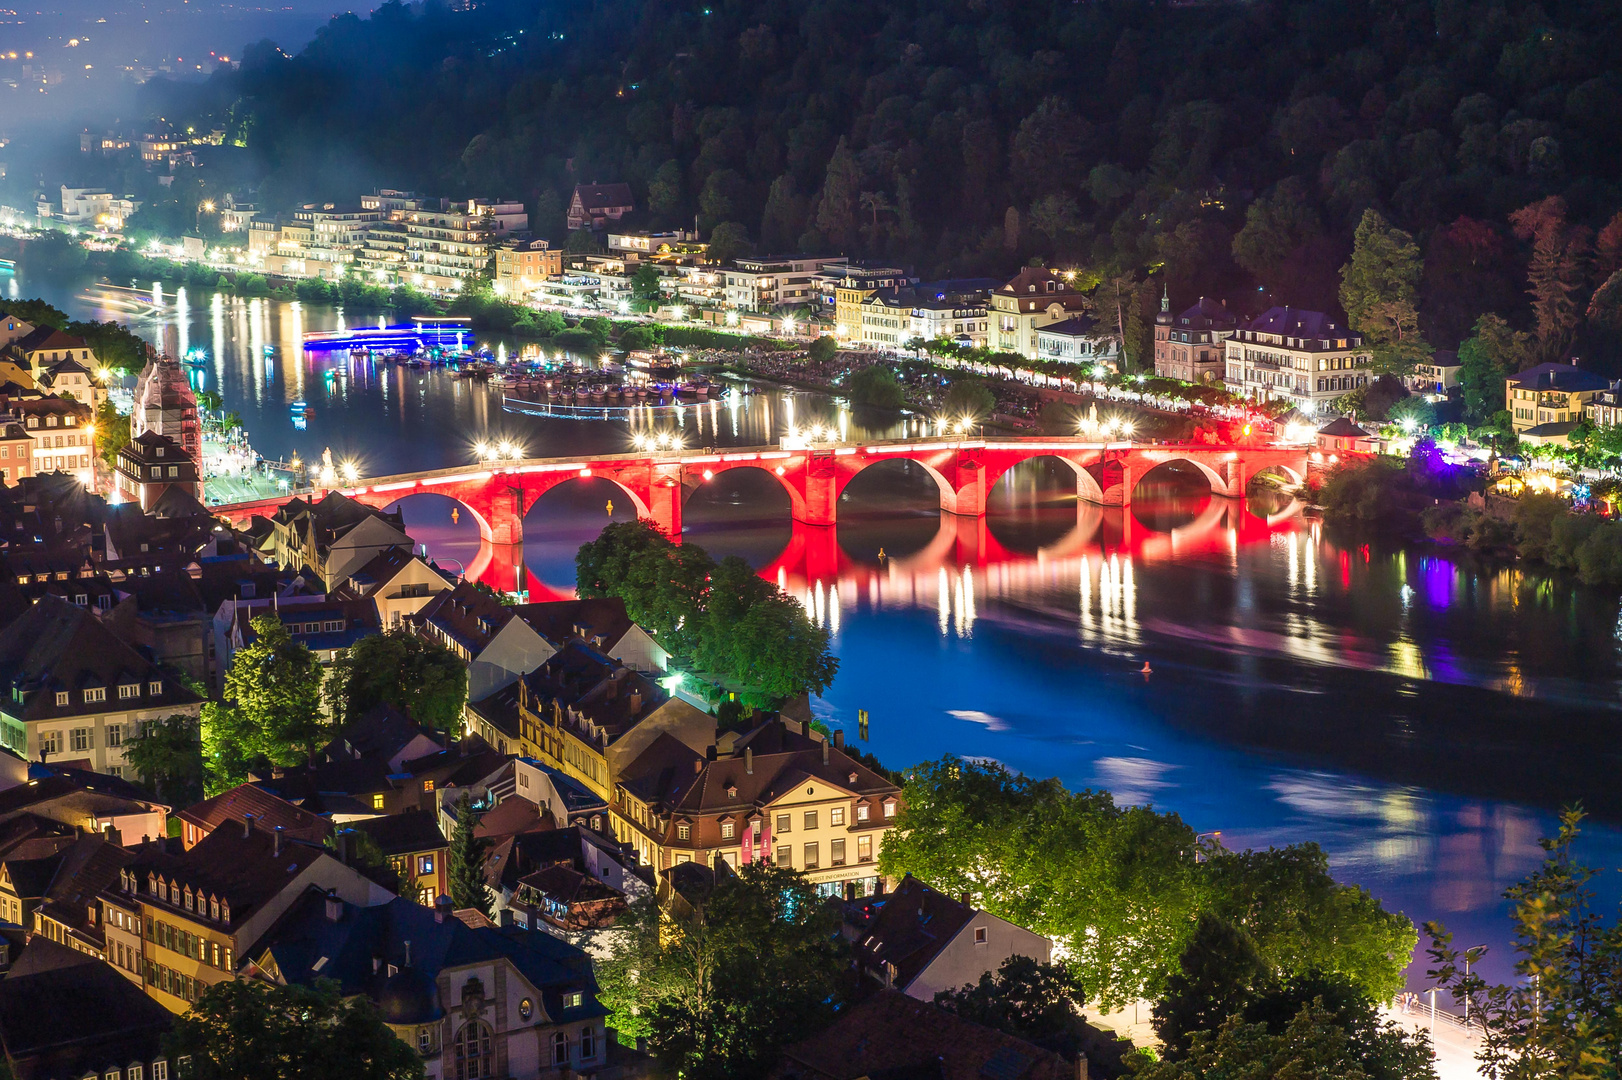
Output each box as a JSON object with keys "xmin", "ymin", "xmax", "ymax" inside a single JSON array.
[{"xmin": 177, "ymin": 784, "xmax": 333, "ymax": 846}]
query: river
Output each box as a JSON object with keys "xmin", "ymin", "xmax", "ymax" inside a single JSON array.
[{"xmin": 20, "ymin": 267, "xmax": 1622, "ymax": 993}]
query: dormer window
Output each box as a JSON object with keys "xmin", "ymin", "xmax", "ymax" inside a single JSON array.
[
  {"xmin": 184, "ymin": 887, "xmax": 194, "ymax": 911},
  {"xmin": 210, "ymin": 897, "xmax": 219, "ymax": 920},
  {"xmin": 220, "ymin": 901, "xmax": 230, "ymax": 923},
  {"xmin": 45, "ymin": 416, "xmax": 57, "ymax": 428},
  {"xmin": 54, "ymin": 691, "xmax": 68, "ymax": 706},
  {"xmin": 84, "ymin": 687, "xmax": 106, "ymax": 704},
  {"xmin": 150, "ymin": 680, "xmax": 162, "ymax": 695},
  {"xmin": 155, "ymin": 446, "xmax": 164, "ymax": 457}
]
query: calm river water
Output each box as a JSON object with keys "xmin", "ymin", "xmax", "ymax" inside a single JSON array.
[{"xmin": 23, "ymin": 268, "xmax": 1622, "ymax": 991}]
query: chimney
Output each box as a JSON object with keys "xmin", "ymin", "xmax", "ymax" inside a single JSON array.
[
  {"xmin": 833, "ymin": 730, "xmax": 844, "ymax": 749},
  {"xmin": 435, "ymin": 895, "xmax": 452, "ymax": 924},
  {"xmin": 404, "ymin": 940, "xmax": 412, "ymax": 967},
  {"xmin": 324, "ymin": 890, "xmax": 342, "ymax": 922},
  {"xmin": 273, "ymin": 825, "xmax": 284, "ymax": 857},
  {"xmin": 102, "ymin": 823, "xmax": 122, "ymax": 846},
  {"xmin": 960, "ymin": 892, "xmax": 971, "ymax": 907},
  {"xmin": 693, "ymin": 759, "xmax": 703, "ymax": 775},
  {"xmin": 745, "ymin": 747, "xmax": 753, "ymax": 775},
  {"xmin": 800, "ymin": 720, "xmax": 810, "ymax": 737},
  {"xmin": 822, "ymin": 740, "xmax": 829, "ymax": 766},
  {"xmin": 628, "ymin": 689, "xmax": 642, "ymax": 715},
  {"xmin": 242, "ymin": 813, "xmax": 255, "ymax": 838}
]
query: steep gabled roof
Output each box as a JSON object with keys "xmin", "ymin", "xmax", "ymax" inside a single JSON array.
[
  {"xmin": 851, "ymin": 875, "xmax": 977, "ymax": 992},
  {"xmin": 177, "ymin": 784, "xmax": 333, "ymax": 846},
  {"xmin": 572, "ymin": 183, "xmax": 634, "ymax": 210}
]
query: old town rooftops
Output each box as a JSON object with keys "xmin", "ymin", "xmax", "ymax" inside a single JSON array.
[
  {"xmin": 122, "ymin": 821, "xmax": 330, "ymax": 931},
  {"xmin": 0, "ymin": 595, "xmax": 198, "ymax": 722},
  {"xmin": 177, "ymin": 783, "xmax": 333, "ymax": 848},
  {"xmin": 519, "ymin": 641, "xmax": 667, "ymax": 742}
]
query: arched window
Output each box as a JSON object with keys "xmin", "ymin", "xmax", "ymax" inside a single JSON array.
[
  {"xmin": 453, "ymin": 1021, "xmax": 494, "ymax": 1080},
  {"xmin": 551, "ymin": 1032, "xmax": 568, "ymax": 1066}
]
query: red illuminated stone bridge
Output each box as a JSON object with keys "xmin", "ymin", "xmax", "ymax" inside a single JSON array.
[{"xmin": 213, "ymin": 436, "xmax": 1310, "ymax": 549}]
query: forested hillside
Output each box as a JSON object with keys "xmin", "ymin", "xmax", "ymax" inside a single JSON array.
[{"xmin": 156, "ymin": 0, "xmax": 1622, "ymax": 353}]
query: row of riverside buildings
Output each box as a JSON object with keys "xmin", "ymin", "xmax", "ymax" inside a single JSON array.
[{"xmin": 0, "ymin": 471, "xmax": 1105, "ymax": 1079}]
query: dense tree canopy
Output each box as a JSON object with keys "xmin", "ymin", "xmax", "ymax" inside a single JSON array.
[
  {"xmin": 202, "ymin": 614, "xmax": 327, "ymax": 792},
  {"xmin": 597, "ymin": 862, "xmax": 846, "ymax": 1080},
  {"xmin": 576, "ymin": 520, "xmax": 837, "ymax": 704},
  {"xmin": 879, "ymin": 757, "xmax": 1416, "ymax": 1009},
  {"xmin": 102, "ymin": 0, "xmax": 1622, "ymax": 364},
  {"xmin": 324, "ymin": 627, "xmax": 468, "ymax": 732}
]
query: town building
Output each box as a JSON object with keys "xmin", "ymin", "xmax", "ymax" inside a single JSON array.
[
  {"xmin": 260, "ymin": 490, "xmax": 413, "ymax": 586},
  {"xmin": 1035, "ymin": 316, "xmax": 1120, "ymax": 368},
  {"xmin": 252, "ymin": 889, "xmax": 616, "ymax": 1079},
  {"xmin": 338, "ymin": 547, "xmax": 453, "ymax": 628},
  {"xmin": 0, "ymin": 417, "xmax": 32, "ymax": 485},
  {"xmin": 987, "ymin": 268, "xmax": 1091, "ymax": 359},
  {"xmin": 567, "ymin": 183, "xmax": 634, "ymax": 230},
  {"xmin": 36, "ymin": 355, "xmax": 107, "ymax": 410},
  {"xmin": 834, "ymin": 264, "xmax": 909, "ymax": 341},
  {"xmin": 614, "ymin": 719, "xmax": 901, "ymax": 895},
  {"xmin": 1222, "ymin": 307, "xmax": 1372, "ymax": 412},
  {"xmin": 1507, "ymin": 362, "xmax": 1611, "ymax": 445},
  {"xmin": 905, "ymin": 280, "xmax": 999, "ymax": 347},
  {"xmin": 0, "ymin": 312, "xmax": 36, "ymax": 349},
  {"xmin": 771, "ymin": 990, "xmax": 1074, "ymax": 1080},
  {"xmin": 416, "ymin": 582, "xmax": 555, "ymax": 702},
  {"xmin": 846, "ymin": 875, "xmax": 1053, "ymax": 999},
  {"xmin": 10, "ymin": 394, "xmax": 95, "ymax": 487},
  {"xmin": 115, "ymin": 431, "xmax": 202, "ymax": 511},
  {"xmin": 120, "ymin": 818, "xmax": 396, "ymax": 1013},
  {"xmin": 176, "ymin": 783, "xmax": 334, "ymax": 850},
  {"xmin": 515, "ymin": 641, "xmax": 713, "ymax": 810},
  {"xmin": 1586, "ymin": 384, "xmax": 1622, "ymax": 429},
  {"xmin": 56, "ymin": 186, "xmax": 141, "ymax": 228},
  {"xmin": 1408, "ymin": 349, "xmax": 1462, "ymax": 396},
  {"xmin": 0, "ymin": 950, "xmax": 176, "ymax": 1080},
  {"xmin": 405, "ymin": 201, "xmax": 527, "ymax": 292},
  {"xmin": 607, "ymin": 230, "xmax": 704, "ymax": 264},
  {"xmin": 493, "ymin": 238, "xmax": 562, "ymax": 297},
  {"xmin": 0, "ymin": 596, "xmax": 203, "ymax": 774},
  {"xmin": 130, "ymin": 354, "xmax": 200, "ymax": 473},
  {"xmin": 9, "ymin": 326, "xmax": 99, "ymax": 383},
  {"xmin": 724, "ymin": 255, "xmax": 846, "ymax": 314},
  {"xmin": 349, "ymin": 810, "xmax": 448, "ymax": 906},
  {"xmin": 1315, "ymin": 417, "xmax": 1377, "ymax": 456},
  {"xmin": 1154, "ymin": 294, "xmax": 1238, "ymax": 384}
]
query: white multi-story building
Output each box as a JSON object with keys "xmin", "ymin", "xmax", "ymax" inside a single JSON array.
[
  {"xmin": 57, "ymin": 187, "xmax": 141, "ymax": 228},
  {"xmin": 1222, "ymin": 307, "xmax": 1372, "ymax": 412},
  {"xmin": 724, "ymin": 256, "xmax": 846, "ymax": 313}
]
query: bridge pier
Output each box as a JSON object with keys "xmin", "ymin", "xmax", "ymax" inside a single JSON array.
[
  {"xmin": 1101, "ymin": 462, "xmax": 1133, "ymax": 507},
  {"xmin": 487, "ymin": 485, "xmax": 524, "ymax": 547},
  {"xmin": 647, "ymin": 478, "xmax": 683, "ymax": 540}
]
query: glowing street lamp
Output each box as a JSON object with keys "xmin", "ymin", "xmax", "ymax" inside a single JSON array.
[
  {"xmin": 341, "ymin": 462, "xmax": 360, "ymax": 482},
  {"xmin": 782, "ymin": 315, "xmax": 797, "ymax": 336},
  {"xmin": 725, "ymin": 310, "xmax": 740, "ymax": 327}
]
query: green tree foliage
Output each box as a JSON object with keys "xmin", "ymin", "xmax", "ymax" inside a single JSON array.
[
  {"xmin": 706, "ymin": 222, "xmax": 754, "ymax": 265},
  {"xmin": 1457, "ymin": 314, "xmax": 1533, "ymax": 425},
  {"xmin": 879, "ymin": 757, "xmax": 1415, "ymax": 1009},
  {"xmin": 941, "ymin": 377, "xmax": 997, "ymax": 422},
  {"xmin": 167, "ymin": 978, "xmax": 423, "ymax": 1080},
  {"xmin": 934, "ymin": 956, "xmax": 1089, "ymax": 1058},
  {"xmin": 1319, "ymin": 441, "xmax": 1476, "ymax": 535},
  {"xmin": 202, "ymin": 614, "xmax": 326, "ymax": 791},
  {"xmin": 324, "ymin": 627, "xmax": 467, "ymax": 731},
  {"xmin": 597, "ymin": 863, "xmax": 845, "ymax": 1080},
  {"xmin": 1132, "ymin": 1000, "xmax": 1426, "ymax": 1080},
  {"xmin": 1340, "ymin": 210, "xmax": 1431, "ymax": 376},
  {"xmin": 1427, "ymin": 808, "xmax": 1622, "ymax": 1080},
  {"xmin": 575, "ymin": 521, "xmax": 836, "ymax": 705},
  {"xmin": 94, "ymin": 398, "xmax": 131, "ymax": 469},
  {"xmin": 843, "ymin": 365, "xmax": 907, "ymax": 409},
  {"xmin": 807, "ymin": 335, "xmax": 837, "ymax": 363},
  {"xmin": 121, "ymin": 714, "xmax": 206, "ymax": 807},
  {"xmin": 446, "ymin": 792, "xmax": 490, "ymax": 916},
  {"xmin": 1231, "ymin": 178, "xmax": 1323, "ymax": 284},
  {"xmin": 1, "ymin": 297, "xmax": 149, "ymax": 373}
]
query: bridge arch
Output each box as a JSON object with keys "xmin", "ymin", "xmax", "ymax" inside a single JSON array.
[
  {"xmin": 686, "ymin": 462, "xmax": 806, "ymax": 521},
  {"xmin": 984, "ymin": 454, "xmax": 1106, "ymax": 506},
  {"xmin": 522, "ymin": 472, "xmax": 653, "ymax": 524},
  {"xmin": 1248, "ymin": 462, "xmax": 1305, "ymax": 488},
  {"xmin": 380, "ymin": 490, "xmax": 493, "ymax": 547},
  {"xmin": 1131, "ymin": 456, "xmax": 1229, "ymax": 498},
  {"xmin": 835, "ymin": 456, "xmax": 955, "ymax": 514}
]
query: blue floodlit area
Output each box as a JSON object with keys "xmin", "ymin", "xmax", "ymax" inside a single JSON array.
[{"xmin": 301, "ymin": 320, "xmax": 473, "ymax": 351}]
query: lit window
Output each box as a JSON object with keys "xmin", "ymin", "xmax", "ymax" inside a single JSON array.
[
  {"xmin": 830, "ymin": 806, "xmax": 845, "ymax": 826},
  {"xmin": 149, "ymin": 681, "xmax": 162, "ymax": 695},
  {"xmin": 418, "ymin": 855, "xmax": 435, "ymax": 876},
  {"xmin": 884, "ymin": 802, "xmax": 896, "ymax": 818},
  {"xmin": 856, "ymin": 805, "xmax": 870, "ymax": 822},
  {"xmin": 720, "ymin": 821, "xmax": 734, "ymax": 840},
  {"xmin": 676, "ymin": 823, "xmax": 690, "ymax": 841},
  {"xmin": 371, "ymin": 793, "xmax": 385, "ymax": 811}
]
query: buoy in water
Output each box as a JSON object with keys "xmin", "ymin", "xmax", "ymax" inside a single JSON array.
[
  {"xmin": 1140, "ymin": 661, "xmax": 1153, "ymax": 676},
  {"xmin": 877, "ymin": 547, "xmax": 887, "ymax": 559}
]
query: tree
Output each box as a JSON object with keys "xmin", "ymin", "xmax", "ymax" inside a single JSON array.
[
  {"xmin": 815, "ymin": 136, "xmax": 860, "ymax": 251},
  {"xmin": 324, "ymin": 628, "xmax": 467, "ymax": 732},
  {"xmin": 629, "ymin": 263, "xmax": 666, "ymax": 312},
  {"xmin": 807, "ymin": 335, "xmax": 837, "ymax": 363},
  {"xmin": 121, "ymin": 714, "xmax": 206, "ymax": 807},
  {"xmin": 1231, "ymin": 178, "xmax": 1323, "ymax": 283},
  {"xmin": 1093, "ymin": 274, "xmax": 1150, "ymax": 372},
  {"xmin": 167, "ymin": 978, "xmax": 423, "ymax": 1080},
  {"xmin": 844, "ymin": 365, "xmax": 907, "ymax": 408},
  {"xmin": 1457, "ymin": 314, "xmax": 1533, "ymax": 425},
  {"xmin": 94, "ymin": 398, "xmax": 130, "ymax": 469},
  {"xmin": 1427, "ymin": 807, "xmax": 1622, "ymax": 1080},
  {"xmin": 1340, "ymin": 209, "xmax": 1430, "ymax": 376},
  {"xmin": 1133, "ymin": 1001, "xmax": 1418, "ymax": 1080},
  {"xmin": 880, "ymin": 758, "xmax": 1414, "ymax": 1010},
  {"xmin": 1153, "ymin": 914, "xmax": 1270, "ymax": 1059},
  {"xmin": 597, "ymin": 862, "xmax": 846, "ymax": 1080},
  {"xmin": 706, "ymin": 221, "xmax": 754, "ymax": 265},
  {"xmin": 935, "ymin": 956, "xmax": 1088, "ymax": 1056},
  {"xmin": 203, "ymin": 614, "xmax": 325, "ymax": 791},
  {"xmin": 759, "ymin": 174, "xmax": 806, "ymax": 253},
  {"xmin": 941, "ymin": 377, "xmax": 996, "ymax": 423},
  {"xmin": 446, "ymin": 792, "xmax": 490, "ymax": 916},
  {"xmin": 1510, "ymin": 197, "xmax": 1590, "ymax": 363}
]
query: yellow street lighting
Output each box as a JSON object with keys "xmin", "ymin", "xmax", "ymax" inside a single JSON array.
[{"xmin": 341, "ymin": 462, "xmax": 360, "ymax": 482}]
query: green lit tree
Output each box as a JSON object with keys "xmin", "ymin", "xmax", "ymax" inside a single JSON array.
[
  {"xmin": 1340, "ymin": 209, "xmax": 1431, "ymax": 377},
  {"xmin": 202, "ymin": 614, "xmax": 326, "ymax": 791},
  {"xmin": 324, "ymin": 627, "xmax": 467, "ymax": 731},
  {"xmin": 168, "ymin": 979, "xmax": 423, "ymax": 1080},
  {"xmin": 446, "ymin": 792, "xmax": 491, "ymax": 916},
  {"xmin": 121, "ymin": 714, "xmax": 206, "ymax": 807}
]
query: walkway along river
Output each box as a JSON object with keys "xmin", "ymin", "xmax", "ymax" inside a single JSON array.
[{"xmin": 26, "ymin": 270, "xmax": 1622, "ymax": 995}]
